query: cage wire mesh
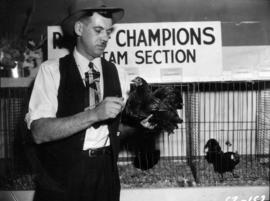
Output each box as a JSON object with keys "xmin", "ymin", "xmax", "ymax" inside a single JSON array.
[
  {"xmin": 118, "ymin": 81, "xmax": 270, "ymax": 188},
  {"xmin": 190, "ymin": 81, "xmax": 269, "ymax": 186},
  {"xmin": 0, "ymin": 87, "xmax": 34, "ymax": 190},
  {"xmin": 0, "ymin": 81, "xmax": 269, "ymax": 189},
  {"xmin": 118, "ymin": 82, "xmax": 191, "ymax": 188},
  {"xmin": 256, "ymin": 83, "xmax": 270, "ymax": 167}
]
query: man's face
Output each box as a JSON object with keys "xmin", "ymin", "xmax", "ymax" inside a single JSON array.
[{"xmin": 76, "ymin": 12, "xmax": 114, "ymax": 59}]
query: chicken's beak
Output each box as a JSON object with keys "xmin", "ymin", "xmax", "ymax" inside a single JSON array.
[{"xmin": 131, "ymin": 78, "xmax": 140, "ymax": 86}]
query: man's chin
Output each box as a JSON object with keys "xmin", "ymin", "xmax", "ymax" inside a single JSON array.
[
  {"xmin": 95, "ymin": 49, "xmax": 106, "ymax": 56},
  {"xmin": 92, "ymin": 51, "xmax": 103, "ymax": 58}
]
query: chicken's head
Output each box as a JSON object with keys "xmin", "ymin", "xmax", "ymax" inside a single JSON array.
[{"xmin": 131, "ymin": 76, "xmax": 147, "ymax": 87}]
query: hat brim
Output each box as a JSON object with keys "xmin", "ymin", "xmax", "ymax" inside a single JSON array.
[{"xmin": 61, "ymin": 8, "xmax": 124, "ymax": 37}]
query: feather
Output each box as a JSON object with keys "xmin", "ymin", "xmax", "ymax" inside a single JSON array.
[
  {"xmin": 121, "ymin": 76, "xmax": 183, "ymax": 134},
  {"xmin": 204, "ymin": 138, "xmax": 240, "ymax": 181}
]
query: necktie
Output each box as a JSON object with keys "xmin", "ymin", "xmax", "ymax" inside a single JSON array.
[{"xmin": 85, "ymin": 62, "xmax": 101, "ymax": 110}]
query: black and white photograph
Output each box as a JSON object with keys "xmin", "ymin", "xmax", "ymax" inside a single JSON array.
[{"xmin": 0, "ymin": 0, "xmax": 269, "ymax": 200}]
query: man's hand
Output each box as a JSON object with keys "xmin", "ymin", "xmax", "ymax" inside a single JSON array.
[
  {"xmin": 92, "ymin": 97, "xmax": 124, "ymax": 121},
  {"xmin": 140, "ymin": 114, "xmax": 156, "ymax": 130}
]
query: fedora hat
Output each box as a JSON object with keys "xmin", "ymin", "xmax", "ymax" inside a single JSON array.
[{"xmin": 61, "ymin": 0, "xmax": 124, "ymax": 37}]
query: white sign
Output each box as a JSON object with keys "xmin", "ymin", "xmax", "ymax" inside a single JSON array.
[
  {"xmin": 47, "ymin": 26, "xmax": 69, "ymax": 59},
  {"xmin": 47, "ymin": 21, "xmax": 222, "ymax": 83}
]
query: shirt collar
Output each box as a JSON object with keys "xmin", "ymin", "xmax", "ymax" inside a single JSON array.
[{"xmin": 73, "ymin": 48, "xmax": 102, "ymax": 75}]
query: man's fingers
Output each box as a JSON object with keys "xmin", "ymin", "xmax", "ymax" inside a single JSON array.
[
  {"xmin": 92, "ymin": 97, "xmax": 125, "ymax": 121},
  {"xmin": 148, "ymin": 124, "xmax": 157, "ymax": 130},
  {"xmin": 104, "ymin": 97, "xmax": 124, "ymax": 107},
  {"xmin": 106, "ymin": 101, "xmax": 123, "ymax": 111},
  {"xmin": 105, "ymin": 96, "xmax": 124, "ymax": 103},
  {"xmin": 143, "ymin": 114, "xmax": 153, "ymax": 122},
  {"xmin": 140, "ymin": 121, "xmax": 156, "ymax": 130},
  {"xmin": 140, "ymin": 114, "xmax": 157, "ymax": 130}
]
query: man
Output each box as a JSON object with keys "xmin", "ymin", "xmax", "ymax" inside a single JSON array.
[{"xmin": 25, "ymin": 0, "xmax": 149, "ymax": 201}]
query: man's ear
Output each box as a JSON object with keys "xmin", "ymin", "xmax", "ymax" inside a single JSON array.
[{"xmin": 74, "ymin": 21, "xmax": 83, "ymax": 36}]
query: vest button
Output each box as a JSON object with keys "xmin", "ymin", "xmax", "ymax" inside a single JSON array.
[{"xmin": 116, "ymin": 132, "xmax": 120, "ymax": 136}]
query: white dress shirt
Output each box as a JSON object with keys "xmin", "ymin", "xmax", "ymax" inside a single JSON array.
[{"xmin": 25, "ymin": 48, "xmax": 130, "ymax": 149}]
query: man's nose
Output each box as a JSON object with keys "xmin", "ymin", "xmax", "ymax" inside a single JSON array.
[{"xmin": 101, "ymin": 31, "xmax": 111, "ymax": 42}]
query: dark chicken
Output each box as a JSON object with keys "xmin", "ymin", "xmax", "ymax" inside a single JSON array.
[
  {"xmin": 119, "ymin": 128, "xmax": 161, "ymax": 170},
  {"xmin": 133, "ymin": 149, "xmax": 160, "ymax": 170},
  {"xmin": 204, "ymin": 138, "xmax": 222, "ymax": 164},
  {"xmin": 120, "ymin": 77, "xmax": 182, "ymax": 170},
  {"xmin": 204, "ymin": 138, "xmax": 240, "ymax": 181},
  {"xmin": 121, "ymin": 76, "xmax": 183, "ymax": 135}
]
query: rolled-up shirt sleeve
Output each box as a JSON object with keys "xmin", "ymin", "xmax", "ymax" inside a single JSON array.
[{"xmin": 25, "ymin": 60, "xmax": 60, "ymax": 129}]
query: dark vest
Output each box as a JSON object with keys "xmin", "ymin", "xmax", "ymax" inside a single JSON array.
[{"xmin": 36, "ymin": 54, "xmax": 122, "ymax": 190}]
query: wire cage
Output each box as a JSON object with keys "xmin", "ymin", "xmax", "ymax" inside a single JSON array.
[
  {"xmin": 118, "ymin": 81, "xmax": 270, "ymax": 188},
  {"xmin": 0, "ymin": 87, "xmax": 34, "ymax": 189},
  {"xmin": 0, "ymin": 81, "xmax": 269, "ymax": 189},
  {"xmin": 185, "ymin": 81, "xmax": 270, "ymax": 186}
]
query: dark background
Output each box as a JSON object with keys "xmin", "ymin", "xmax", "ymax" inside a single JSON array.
[{"xmin": 0, "ymin": 0, "xmax": 269, "ymax": 46}]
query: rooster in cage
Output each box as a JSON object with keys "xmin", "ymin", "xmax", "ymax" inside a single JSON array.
[
  {"xmin": 204, "ymin": 138, "xmax": 240, "ymax": 181},
  {"xmin": 120, "ymin": 76, "xmax": 183, "ymax": 170},
  {"xmin": 121, "ymin": 76, "xmax": 183, "ymax": 135}
]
